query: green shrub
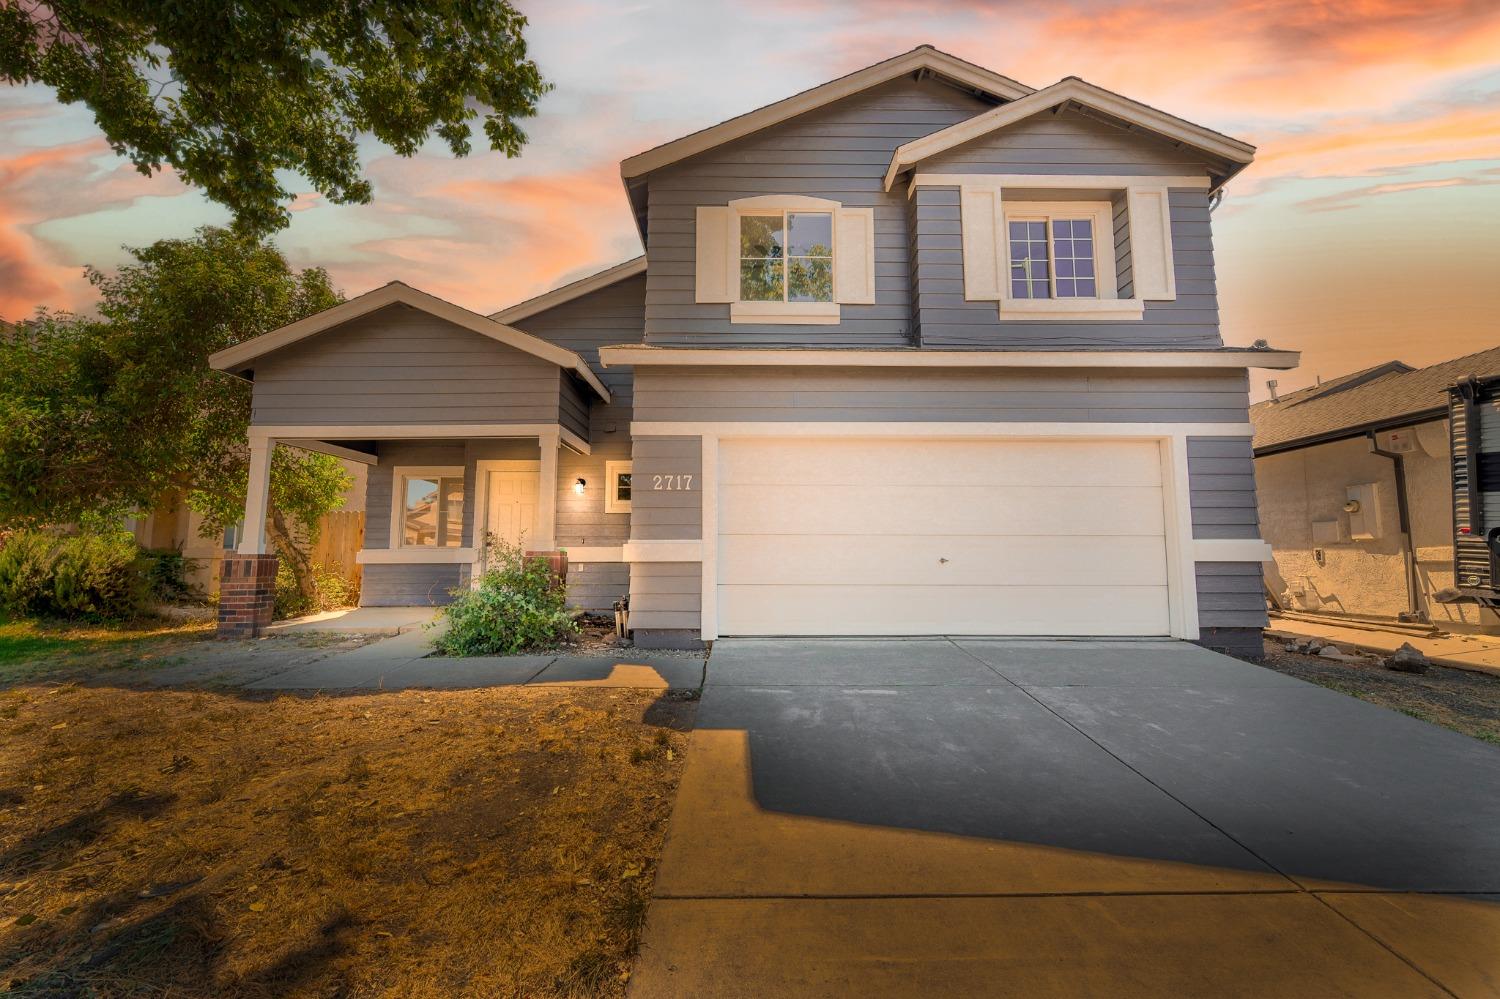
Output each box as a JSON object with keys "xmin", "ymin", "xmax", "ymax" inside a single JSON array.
[
  {"xmin": 273, "ymin": 560, "xmax": 360, "ymax": 619},
  {"xmin": 433, "ymin": 538, "xmax": 577, "ymax": 656},
  {"xmin": 142, "ymin": 548, "xmax": 198, "ymax": 604},
  {"xmin": 0, "ymin": 529, "xmax": 151, "ymax": 620}
]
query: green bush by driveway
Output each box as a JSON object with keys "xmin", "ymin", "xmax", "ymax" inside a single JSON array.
[{"xmin": 433, "ymin": 540, "xmax": 577, "ymax": 657}]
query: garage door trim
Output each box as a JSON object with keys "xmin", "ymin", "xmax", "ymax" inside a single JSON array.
[{"xmin": 679, "ymin": 422, "xmax": 1231, "ymax": 642}]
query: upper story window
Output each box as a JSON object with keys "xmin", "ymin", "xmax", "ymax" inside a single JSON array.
[
  {"xmin": 740, "ymin": 212, "xmax": 834, "ymax": 304},
  {"xmin": 695, "ymin": 195, "xmax": 874, "ymax": 323},
  {"xmin": 1006, "ymin": 213, "xmax": 1101, "ymax": 301}
]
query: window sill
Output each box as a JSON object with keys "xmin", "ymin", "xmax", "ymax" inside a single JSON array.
[
  {"xmin": 730, "ymin": 301, "xmax": 840, "ymax": 325},
  {"xmin": 357, "ymin": 547, "xmax": 476, "ymax": 565},
  {"xmin": 997, "ymin": 298, "xmax": 1146, "ymax": 322}
]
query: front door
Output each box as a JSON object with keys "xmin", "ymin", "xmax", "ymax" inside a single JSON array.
[{"xmin": 484, "ymin": 469, "xmax": 539, "ymax": 551}]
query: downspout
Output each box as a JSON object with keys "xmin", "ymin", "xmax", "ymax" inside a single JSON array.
[{"xmin": 1367, "ymin": 431, "xmax": 1424, "ymax": 621}]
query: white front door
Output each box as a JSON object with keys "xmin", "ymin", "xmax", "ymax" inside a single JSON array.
[
  {"xmin": 716, "ymin": 437, "xmax": 1172, "ymax": 636},
  {"xmin": 484, "ymin": 469, "xmax": 539, "ymax": 550}
]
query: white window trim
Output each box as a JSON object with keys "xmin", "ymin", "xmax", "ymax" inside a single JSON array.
[
  {"xmin": 729, "ymin": 195, "xmax": 842, "ymax": 324},
  {"xmin": 605, "ymin": 460, "xmax": 633, "ymax": 514},
  {"xmin": 390, "ymin": 465, "xmax": 466, "ymax": 552}
]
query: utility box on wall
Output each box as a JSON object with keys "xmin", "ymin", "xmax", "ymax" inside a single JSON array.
[{"xmin": 1345, "ymin": 482, "xmax": 1382, "ymax": 540}]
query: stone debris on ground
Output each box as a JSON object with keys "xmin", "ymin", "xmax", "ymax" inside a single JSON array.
[{"xmin": 1385, "ymin": 642, "xmax": 1432, "ymax": 674}]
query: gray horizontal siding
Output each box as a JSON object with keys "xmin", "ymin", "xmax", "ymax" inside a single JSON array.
[
  {"xmin": 634, "ymin": 367, "xmax": 1252, "ymax": 424},
  {"xmin": 911, "ymin": 185, "xmax": 1221, "ymax": 348},
  {"xmin": 643, "ymin": 77, "xmax": 988, "ymax": 346},
  {"xmin": 567, "ymin": 562, "xmax": 629, "ymax": 614},
  {"xmin": 1196, "ymin": 562, "xmax": 1268, "ymax": 629},
  {"xmin": 251, "ymin": 304, "xmax": 564, "ymax": 425},
  {"xmin": 1188, "ymin": 436, "xmax": 1260, "ymax": 540},
  {"xmin": 630, "ymin": 437, "xmax": 703, "ymax": 540},
  {"xmin": 362, "ymin": 564, "xmax": 466, "ymax": 606},
  {"xmin": 559, "ymin": 373, "xmax": 590, "ymax": 442},
  {"xmin": 629, "ymin": 562, "xmax": 702, "ymax": 631},
  {"xmin": 918, "ymin": 108, "xmax": 1221, "ymax": 177}
]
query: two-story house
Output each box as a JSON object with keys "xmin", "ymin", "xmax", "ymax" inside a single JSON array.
[{"xmin": 209, "ymin": 46, "xmax": 1297, "ymax": 654}]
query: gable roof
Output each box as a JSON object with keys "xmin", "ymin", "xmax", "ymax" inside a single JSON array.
[
  {"xmin": 1252, "ymin": 346, "xmax": 1500, "ymax": 454},
  {"xmin": 490, "ymin": 256, "xmax": 646, "ymax": 326},
  {"xmin": 209, "ymin": 281, "xmax": 611, "ymax": 403},
  {"xmin": 619, "ymin": 46, "xmax": 1033, "ymax": 182},
  {"xmin": 883, "ymin": 76, "xmax": 1256, "ymax": 192}
]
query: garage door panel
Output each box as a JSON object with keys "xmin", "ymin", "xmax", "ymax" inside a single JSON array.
[
  {"xmin": 718, "ymin": 584, "xmax": 1172, "ymax": 636},
  {"xmin": 719, "ymin": 534, "xmax": 1168, "ymax": 587},
  {"xmin": 720, "ymin": 484, "xmax": 1166, "ymax": 537},
  {"xmin": 721, "ymin": 438, "xmax": 1162, "ymax": 488}
]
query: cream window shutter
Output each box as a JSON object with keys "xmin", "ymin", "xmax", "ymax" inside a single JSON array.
[
  {"xmin": 960, "ymin": 184, "xmax": 1004, "ymax": 301},
  {"xmin": 833, "ymin": 207, "xmax": 875, "ymax": 305},
  {"xmin": 695, "ymin": 206, "xmax": 735, "ymax": 303},
  {"xmin": 1126, "ymin": 186, "xmax": 1176, "ymax": 301}
]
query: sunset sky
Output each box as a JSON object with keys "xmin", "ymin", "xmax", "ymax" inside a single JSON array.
[{"xmin": 2, "ymin": 0, "xmax": 1497, "ymax": 398}]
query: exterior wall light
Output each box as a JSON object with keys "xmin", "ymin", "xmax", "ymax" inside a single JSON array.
[{"xmin": 574, "ymin": 478, "xmax": 587, "ymax": 495}]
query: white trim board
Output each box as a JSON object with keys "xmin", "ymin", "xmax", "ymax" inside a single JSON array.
[
  {"xmin": 561, "ymin": 546, "xmax": 626, "ymax": 564},
  {"xmin": 357, "ymin": 547, "xmax": 476, "ymax": 565},
  {"xmin": 490, "ymin": 256, "xmax": 646, "ymax": 325},
  {"xmin": 620, "ymin": 46, "xmax": 1032, "ymax": 180},
  {"xmin": 210, "ymin": 280, "xmax": 612, "ymax": 403},
  {"xmin": 247, "ymin": 424, "xmax": 591, "ymax": 455},
  {"xmin": 909, "ymin": 173, "xmax": 1212, "ymax": 196},
  {"xmin": 624, "ymin": 539, "xmax": 704, "ymax": 563},
  {"xmin": 633, "ymin": 421, "xmax": 1255, "ymax": 439},
  {"xmin": 1192, "ymin": 539, "xmax": 1274, "ymax": 562},
  {"xmin": 598, "ymin": 347, "xmax": 1300, "ymax": 371},
  {"xmin": 884, "ymin": 77, "xmax": 1255, "ymax": 192}
]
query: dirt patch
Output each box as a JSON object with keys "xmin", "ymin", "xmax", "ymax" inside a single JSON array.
[
  {"xmin": 1253, "ymin": 639, "xmax": 1500, "ymax": 745},
  {"xmin": 0, "ymin": 682, "xmax": 694, "ymax": 997}
]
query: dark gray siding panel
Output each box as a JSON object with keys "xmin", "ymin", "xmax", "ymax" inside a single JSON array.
[
  {"xmin": 362, "ymin": 564, "xmax": 465, "ymax": 606},
  {"xmin": 509, "ymin": 272, "xmax": 647, "ymax": 547},
  {"xmin": 559, "ymin": 373, "xmax": 590, "ymax": 442},
  {"xmin": 918, "ymin": 109, "xmax": 1219, "ymax": 177},
  {"xmin": 251, "ymin": 304, "xmax": 563, "ymax": 425},
  {"xmin": 1188, "ymin": 435, "xmax": 1260, "ymax": 540},
  {"xmin": 629, "ymin": 562, "xmax": 701, "ymax": 631},
  {"xmin": 568, "ymin": 562, "xmax": 630, "ymax": 615},
  {"xmin": 630, "ymin": 437, "xmax": 702, "ymax": 540},
  {"xmin": 634, "ymin": 367, "xmax": 1252, "ymax": 424},
  {"xmin": 911, "ymin": 186, "xmax": 1221, "ymax": 348},
  {"xmin": 1196, "ymin": 562, "xmax": 1268, "ymax": 629},
  {"xmin": 643, "ymin": 77, "xmax": 987, "ymax": 346}
]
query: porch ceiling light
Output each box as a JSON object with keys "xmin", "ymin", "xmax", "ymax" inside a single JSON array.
[{"xmin": 574, "ymin": 478, "xmax": 587, "ymax": 495}]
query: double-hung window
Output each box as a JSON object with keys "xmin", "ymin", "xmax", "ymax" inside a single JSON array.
[
  {"xmin": 1004, "ymin": 203, "xmax": 1113, "ymax": 301},
  {"xmin": 739, "ymin": 211, "xmax": 834, "ymax": 304},
  {"xmin": 396, "ymin": 469, "xmax": 465, "ymax": 548}
]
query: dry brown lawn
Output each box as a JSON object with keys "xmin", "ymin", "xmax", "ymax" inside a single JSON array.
[{"xmin": 0, "ymin": 681, "xmax": 694, "ymax": 997}]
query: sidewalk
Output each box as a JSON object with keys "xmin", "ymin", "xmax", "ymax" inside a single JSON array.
[{"xmin": 1266, "ymin": 616, "xmax": 1500, "ymax": 677}]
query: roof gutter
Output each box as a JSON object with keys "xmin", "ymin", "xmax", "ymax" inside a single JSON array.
[{"xmin": 1253, "ymin": 408, "xmax": 1447, "ymax": 458}]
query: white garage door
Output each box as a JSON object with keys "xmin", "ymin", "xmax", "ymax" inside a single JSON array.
[{"xmin": 716, "ymin": 438, "xmax": 1172, "ymax": 636}]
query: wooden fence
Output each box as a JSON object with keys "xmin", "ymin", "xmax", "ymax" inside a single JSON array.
[{"xmin": 310, "ymin": 510, "xmax": 365, "ymax": 589}]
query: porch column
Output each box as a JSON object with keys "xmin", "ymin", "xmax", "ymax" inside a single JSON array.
[
  {"xmin": 535, "ymin": 428, "xmax": 559, "ymax": 550},
  {"xmin": 219, "ymin": 433, "xmax": 278, "ymax": 640},
  {"xmin": 237, "ymin": 434, "xmax": 275, "ymax": 555}
]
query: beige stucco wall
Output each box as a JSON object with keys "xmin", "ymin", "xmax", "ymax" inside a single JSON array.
[{"xmin": 1255, "ymin": 421, "xmax": 1498, "ymax": 631}]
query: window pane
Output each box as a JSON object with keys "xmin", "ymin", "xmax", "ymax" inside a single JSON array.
[
  {"xmin": 439, "ymin": 476, "xmax": 464, "ymax": 548},
  {"xmin": 1050, "ymin": 218, "xmax": 1097, "ymax": 299},
  {"xmin": 787, "ymin": 213, "xmax": 832, "ymax": 256},
  {"xmin": 740, "ymin": 258, "xmax": 783, "ymax": 301},
  {"xmin": 788, "ymin": 256, "xmax": 834, "ymax": 302},
  {"xmin": 403, "ymin": 477, "xmax": 439, "ymax": 547},
  {"xmin": 616, "ymin": 472, "xmax": 632, "ymax": 502},
  {"xmin": 740, "ymin": 215, "xmax": 784, "ymax": 258}
]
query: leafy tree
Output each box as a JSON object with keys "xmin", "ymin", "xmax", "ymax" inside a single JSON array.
[
  {"xmin": 0, "ymin": 227, "xmax": 352, "ymax": 603},
  {"xmin": 0, "ymin": 0, "xmax": 548, "ymax": 233}
]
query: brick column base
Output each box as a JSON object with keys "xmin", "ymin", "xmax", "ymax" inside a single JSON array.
[{"xmin": 218, "ymin": 554, "xmax": 278, "ymax": 639}]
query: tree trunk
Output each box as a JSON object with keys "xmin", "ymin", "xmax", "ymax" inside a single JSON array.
[{"xmin": 267, "ymin": 507, "xmax": 317, "ymax": 607}]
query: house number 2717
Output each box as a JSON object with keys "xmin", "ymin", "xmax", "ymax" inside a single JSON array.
[{"xmin": 652, "ymin": 474, "xmax": 694, "ymax": 490}]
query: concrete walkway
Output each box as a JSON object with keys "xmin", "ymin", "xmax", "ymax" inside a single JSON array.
[
  {"xmin": 1267, "ymin": 615, "xmax": 1500, "ymax": 677},
  {"xmin": 629, "ymin": 638, "xmax": 1500, "ymax": 998},
  {"xmin": 241, "ymin": 626, "xmax": 704, "ymax": 691}
]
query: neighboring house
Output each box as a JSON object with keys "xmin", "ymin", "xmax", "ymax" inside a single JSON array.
[
  {"xmin": 207, "ymin": 46, "xmax": 1297, "ymax": 652},
  {"xmin": 1252, "ymin": 347, "xmax": 1500, "ymax": 633},
  {"xmin": 128, "ymin": 463, "xmax": 367, "ymax": 595}
]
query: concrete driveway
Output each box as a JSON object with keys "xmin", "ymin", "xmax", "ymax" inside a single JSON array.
[{"xmin": 631, "ymin": 638, "xmax": 1500, "ymax": 998}]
